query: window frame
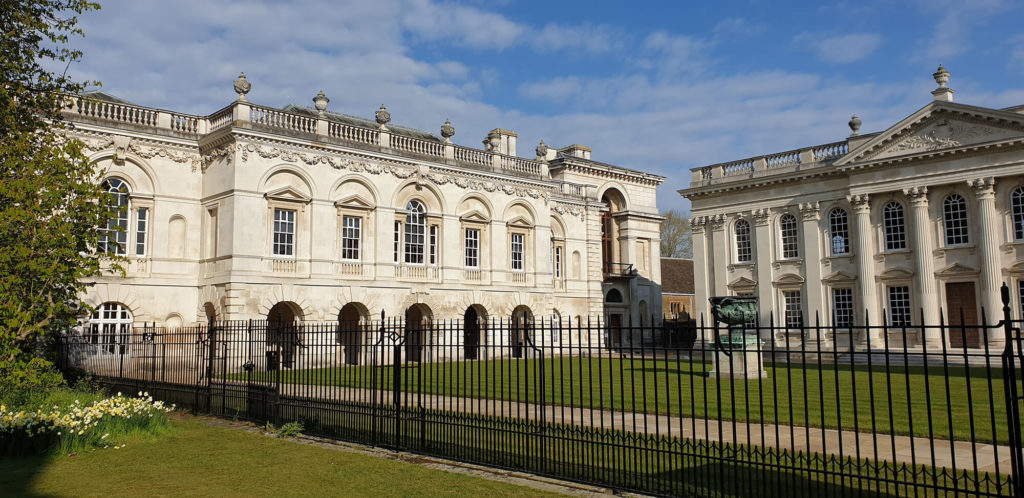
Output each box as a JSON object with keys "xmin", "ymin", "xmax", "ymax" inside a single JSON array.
[
  {"xmin": 887, "ymin": 285, "xmax": 912, "ymax": 328},
  {"xmin": 510, "ymin": 232, "xmax": 525, "ymax": 272},
  {"xmin": 734, "ymin": 219, "xmax": 752, "ymax": 263},
  {"xmin": 464, "ymin": 228, "xmax": 480, "ymax": 269},
  {"xmin": 134, "ymin": 207, "xmax": 149, "ymax": 257},
  {"xmin": 99, "ymin": 178, "xmax": 131, "ymax": 256},
  {"xmin": 403, "ymin": 200, "xmax": 426, "ymax": 265},
  {"xmin": 779, "ymin": 213, "xmax": 800, "ymax": 259},
  {"xmin": 882, "ymin": 201, "xmax": 907, "ymax": 251},
  {"xmin": 828, "ymin": 208, "xmax": 850, "ymax": 256},
  {"xmin": 782, "ymin": 290, "xmax": 803, "ymax": 330},
  {"xmin": 272, "ymin": 207, "xmax": 297, "ymax": 257},
  {"xmin": 942, "ymin": 194, "xmax": 970, "ymax": 247},
  {"xmin": 340, "ymin": 215, "xmax": 362, "ymax": 262},
  {"xmin": 831, "ymin": 288, "xmax": 854, "ymax": 329},
  {"xmin": 88, "ymin": 302, "xmax": 133, "ymax": 355},
  {"xmin": 1011, "ymin": 186, "xmax": 1024, "ymax": 242}
]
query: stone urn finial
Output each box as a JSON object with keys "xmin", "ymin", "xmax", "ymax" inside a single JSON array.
[
  {"xmin": 313, "ymin": 90, "xmax": 329, "ymax": 115},
  {"xmin": 375, "ymin": 104, "xmax": 391, "ymax": 128},
  {"xmin": 440, "ymin": 119, "xmax": 455, "ymax": 141},
  {"xmin": 535, "ymin": 139, "xmax": 549, "ymax": 159},
  {"xmin": 933, "ymin": 64, "xmax": 950, "ymax": 88},
  {"xmin": 848, "ymin": 115, "xmax": 862, "ymax": 136},
  {"xmin": 233, "ymin": 72, "xmax": 251, "ymax": 101}
]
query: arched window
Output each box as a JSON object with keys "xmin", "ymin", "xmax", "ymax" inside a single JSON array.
[
  {"xmin": 828, "ymin": 208, "xmax": 850, "ymax": 256},
  {"xmin": 404, "ymin": 200, "xmax": 426, "ymax": 264},
  {"xmin": 779, "ymin": 214, "xmax": 799, "ymax": 258},
  {"xmin": 99, "ymin": 178, "xmax": 130, "ymax": 255},
  {"xmin": 1012, "ymin": 187, "xmax": 1024, "ymax": 241},
  {"xmin": 88, "ymin": 302, "xmax": 133, "ymax": 355},
  {"xmin": 943, "ymin": 194, "xmax": 969, "ymax": 246},
  {"xmin": 605, "ymin": 288, "xmax": 624, "ymax": 303},
  {"xmin": 882, "ymin": 202, "xmax": 906, "ymax": 250},
  {"xmin": 734, "ymin": 220, "xmax": 752, "ymax": 263}
]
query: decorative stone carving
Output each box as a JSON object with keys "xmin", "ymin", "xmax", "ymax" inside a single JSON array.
[
  {"xmin": 200, "ymin": 144, "xmax": 233, "ymax": 172},
  {"xmin": 846, "ymin": 193, "xmax": 870, "ymax": 213},
  {"xmin": 708, "ymin": 214, "xmax": 726, "ymax": 231},
  {"xmin": 689, "ymin": 216, "xmax": 707, "ymax": 234},
  {"xmin": 552, "ymin": 203, "xmax": 584, "ymax": 219},
  {"xmin": 888, "ymin": 120, "xmax": 996, "ymax": 154},
  {"xmin": 112, "ymin": 135, "xmax": 132, "ymax": 163},
  {"xmin": 752, "ymin": 208, "xmax": 771, "ymax": 226},
  {"xmin": 967, "ymin": 177, "xmax": 996, "ymax": 198},
  {"xmin": 440, "ymin": 119, "xmax": 455, "ymax": 141},
  {"xmin": 375, "ymin": 105, "xmax": 390, "ymax": 128},
  {"xmin": 933, "ymin": 65, "xmax": 950, "ymax": 87},
  {"xmin": 313, "ymin": 91, "xmax": 329, "ymax": 115},
  {"xmin": 798, "ymin": 201, "xmax": 820, "ymax": 220},
  {"xmin": 848, "ymin": 115, "xmax": 861, "ymax": 136},
  {"xmin": 902, "ymin": 186, "xmax": 929, "ymax": 206},
  {"xmin": 233, "ymin": 73, "xmax": 251, "ymax": 101},
  {"xmin": 129, "ymin": 143, "xmax": 202, "ymax": 172},
  {"xmin": 535, "ymin": 140, "xmax": 549, "ymax": 159}
]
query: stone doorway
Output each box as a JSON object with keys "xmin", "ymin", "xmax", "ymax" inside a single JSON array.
[{"xmin": 945, "ymin": 281, "xmax": 980, "ymax": 348}]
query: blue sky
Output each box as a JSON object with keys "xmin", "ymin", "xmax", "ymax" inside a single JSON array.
[{"xmin": 64, "ymin": 0, "xmax": 1024, "ymax": 214}]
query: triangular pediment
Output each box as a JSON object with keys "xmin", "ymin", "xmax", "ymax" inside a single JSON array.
[
  {"xmin": 506, "ymin": 216, "xmax": 534, "ymax": 228},
  {"xmin": 935, "ymin": 262, "xmax": 979, "ymax": 277},
  {"xmin": 877, "ymin": 267, "xmax": 914, "ymax": 280},
  {"xmin": 728, "ymin": 276, "xmax": 757, "ymax": 288},
  {"xmin": 334, "ymin": 194, "xmax": 374, "ymax": 210},
  {"xmin": 1010, "ymin": 260, "xmax": 1024, "ymax": 274},
  {"xmin": 822, "ymin": 270, "xmax": 857, "ymax": 283},
  {"xmin": 264, "ymin": 186, "xmax": 311, "ymax": 203},
  {"xmin": 460, "ymin": 210, "xmax": 490, "ymax": 223},
  {"xmin": 836, "ymin": 102, "xmax": 1024, "ymax": 167}
]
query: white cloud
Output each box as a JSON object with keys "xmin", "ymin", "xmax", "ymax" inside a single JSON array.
[
  {"xmin": 795, "ymin": 33, "xmax": 884, "ymax": 63},
  {"xmin": 915, "ymin": 0, "xmax": 1013, "ymax": 60}
]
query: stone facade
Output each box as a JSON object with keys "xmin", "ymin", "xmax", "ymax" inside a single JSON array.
[
  {"xmin": 680, "ymin": 67, "xmax": 1024, "ymax": 349},
  {"xmin": 67, "ymin": 79, "xmax": 664, "ymax": 332}
]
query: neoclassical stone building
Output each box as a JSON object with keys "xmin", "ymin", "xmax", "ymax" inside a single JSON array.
[
  {"xmin": 680, "ymin": 67, "xmax": 1024, "ymax": 349},
  {"xmin": 69, "ymin": 75, "xmax": 664, "ymax": 343}
]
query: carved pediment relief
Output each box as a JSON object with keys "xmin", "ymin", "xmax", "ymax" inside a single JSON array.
[
  {"xmin": 1009, "ymin": 260, "xmax": 1024, "ymax": 274},
  {"xmin": 935, "ymin": 262, "xmax": 979, "ymax": 277},
  {"xmin": 872, "ymin": 118, "xmax": 1019, "ymax": 161},
  {"xmin": 506, "ymin": 216, "xmax": 534, "ymax": 228},
  {"xmin": 334, "ymin": 194, "xmax": 374, "ymax": 210},
  {"xmin": 822, "ymin": 270, "xmax": 857, "ymax": 283},
  {"xmin": 877, "ymin": 267, "xmax": 914, "ymax": 280},
  {"xmin": 459, "ymin": 210, "xmax": 491, "ymax": 224},
  {"xmin": 264, "ymin": 186, "xmax": 312, "ymax": 204},
  {"xmin": 772, "ymin": 273, "xmax": 805, "ymax": 286}
]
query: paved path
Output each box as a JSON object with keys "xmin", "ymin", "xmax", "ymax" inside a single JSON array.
[{"xmin": 272, "ymin": 382, "xmax": 1016, "ymax": 474}]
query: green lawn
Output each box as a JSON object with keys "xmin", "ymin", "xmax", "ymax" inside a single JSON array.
[
  {"xmin": 0, "ymin": 415, "xmax": 561, "ymax": 497},
  {"xmin": 229, "ymin": 356, "xmax": 1021, "ymax": 444}
]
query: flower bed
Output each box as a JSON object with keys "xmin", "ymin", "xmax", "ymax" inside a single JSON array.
[{"xmin": 0, "ymin": 391, "xmax": 174, "ymax": 456}]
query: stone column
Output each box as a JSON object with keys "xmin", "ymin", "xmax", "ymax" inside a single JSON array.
[
  {"xmin": 968, "ymin": 178, "xmax": 1004, "ymax": 331},
  {"xmin": 849, "ymin": 194, "xmax": 882, "ymax": 348},
  {"xmin": 752, "ymin": 208, "xmax": 775, "ymax": 336},
  {"xmin": 690, "ymin": 216, "xmax": 712, "ymax": 337},
  {"xmin": 709, "ymin": 214, "xmax": 728, "ymax": 297},
  {"xmin": 799, "ymin": 202, "xmax": 825, "ymax": 345},
  {"xmin": 903, "ymin": 187, "xmax": 941, "ymax": 348}
]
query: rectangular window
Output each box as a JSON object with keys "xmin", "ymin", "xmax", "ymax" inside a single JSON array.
[
  {"xmin": 783, "ymin": 291, "xmax": 803, "ymax": 329},
  {"xmin": 738, "ymin": 292, "xmax": 756, "ymax": 328},
  {"xmin": 832, "ymin": 288, "xmax": 854, "ymax": 328},
  {"xmin": 272, "ymin": 208, "xmax": 295, "ymax": 256},
  {"xmin": 510, "ymin": 233, "xmax": 524, "ymax": 271},
  {"xmin": 428, "ymin": 225, "xmax": 438, "ymax": 265},
  {"xmin": 887, "ymin": 285, "xmax": 912, "ymax": 328},
  {"xmin": 464, "ymin": 228, "xmax": 479, "ymax": 268},
  {"xmin": 554, "ymin": 246, "xmax": 563, "ymax": 279},
  {"xmin": 393, "ymin": 221, "xmax": 400, "ymax": 263},
  {"xmin": 341, "ymin": 216, "xmax": 361, "ymax": 261},
  {"xmin": 135, "ymin": 208, "xmax": 148, "ymax": 256},
  {"xmin": 1019, "ymin": 280, "xmax": 1024, "ymax": 319},
  {"xmin": 780, "ymin": 214, "xmax": 799, "ymax": 259}
]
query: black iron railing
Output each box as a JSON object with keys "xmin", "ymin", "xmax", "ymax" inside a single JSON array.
[{"xmin": 58, "ymin": 286, "xmax": 1024, "ymax": 497}]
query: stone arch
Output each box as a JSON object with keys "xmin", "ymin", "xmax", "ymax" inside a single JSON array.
[
  {"xmin": 456, "ymin": 193, "xmax": 494, "ymax": 220},
  {"xmin": 86, "ymin": 301, "xmax": 135, "ymax": 355},
  {"xmin": 83, "ymin": 283, "xmax": 143, "ymax": 321},
  {"xmin": 502, "ymin": 200, "xmax": 537, "ymax": 226},
  {"xmin": 164, "ymin": 312, "xmax": 184, "ymax": 330},
  {"xmin": 463, "ymin": 304, "xmax": 488, "ymax": 360},
  {"xmin": 259, "ymin": 165, "xmax": 316, "ymax": 199},
  {"xmin": 167, "ymin": 215, "xmax": 187, "ymax": 259},
  {"xmin": 330, "ymin": 175, "xmax": 380, "ymax": 207},
  {"xmin": 509, "ymin": 305, "xmax": 534, "ymax": 358},
  {"xmin": 91, "ymin": 153, "xmax": 158, "ymax": 195},
  {"xmin": 393, "ymin": 180, "xmax": 445, "ymax": 214},
  {"xmin": 549, "ymin": 214, "xmax": 566, "ymax": 239},
  {"xmin": 267, "ymin": 301, "xmax": 303, "ymax": 369},
  {"xmin": 605, "ymin": 288, "xmax": 624, "ymax": 303},
  {"xmin": 202, "ymin": 302, "xmax": 217, "ymax": 325},
  {"xmin": 405, "ymin": 303, "xmax": 433, "ymax": 362},
  {"xmin": 338, "ymin": 302, "xmax": 370, "ymax": 365},
  {"xmin": 597, "ymin": 183, "xmax": 629, "ymax": 212}
]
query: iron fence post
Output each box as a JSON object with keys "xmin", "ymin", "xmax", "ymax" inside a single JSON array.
[{"xmin": 1000, "ymin": 283, "xmax": 1024, "ymax": 498}]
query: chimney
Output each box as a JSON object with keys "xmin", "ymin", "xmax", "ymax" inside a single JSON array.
[
  {"xmin": 931, "ymin": 64, "xmax": 954, "ymax": 102},
  {"xmin": 483, "ymin": 129, "xmax": 517, "ymax": 156},
  {"xmin": 560, "ymin": 144, "xmax": 591, "ymax": 160}
]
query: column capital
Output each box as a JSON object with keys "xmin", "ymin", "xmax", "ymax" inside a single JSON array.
[
  {"xmin": 967, "ymin": 177, "xmax": 996, "ymax": 199},
  {"xmin": 902, "ymin": 186, "xmax": 929, "ymax": 207},
  {"xmin": 799, "ymin": 201, "xmax": 820, "ymax": 221},
  {"xmin": 752, "ymin": 208, "xmax": 772, "ymax": 226},
  {"xmin": 708, "ymin": 213, "xmax": 727, "ymax": 231},
  {"xmin": 846, "ymin": 193, "xmax": 871, "ymax": 213},
  {"xmin": 689, "ymin": 216, "xmax": 707, "ymax": 234}
]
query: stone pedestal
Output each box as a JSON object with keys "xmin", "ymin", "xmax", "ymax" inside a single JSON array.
[{"xmin": 709, "ymin": 335, "xmax": 767, "ymax": 378}]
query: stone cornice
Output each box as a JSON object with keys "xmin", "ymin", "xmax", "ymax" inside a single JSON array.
[{"xmin": 550, "ymin": 159, "xmax": 665, "ymax": 187}]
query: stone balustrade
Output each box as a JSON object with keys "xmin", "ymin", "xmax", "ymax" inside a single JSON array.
[{"xmin": 689, "ymin": 140, "xmax": 851, "ymax": 188}]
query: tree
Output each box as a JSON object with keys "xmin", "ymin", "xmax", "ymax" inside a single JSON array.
[
  {"xmin": 1, "ymin": 0, "xmax": 105, "ymax": 393},
  {"xmin": 660, "ymin": 209, "xmax": 692, "ymax": 258}
]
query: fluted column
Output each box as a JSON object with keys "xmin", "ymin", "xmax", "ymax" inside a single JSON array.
[
  {"xmin": 709, "ymin": 214, "xmax": 728, "ymax": 297},
  {"xmin": 848, "ymin": 194, "xmax": 882, "ymax": 347},
  {"xmin": 903, "ymin": 187, "xmax": 941, "ymax": 348},
  {"xmin": 753, "ymin": 208, "xmax": 775, "ymax": 335},
  {"xmin": 799, "ymin": 202, "xmax": 824, "ymax": 334},
  {"xmin": 690, "ymin": 217, "xmax": 711, "ymax": 335},
  {"xmin": 968, "ymin": 178, "xmax": 1003, "ymax": 331}
]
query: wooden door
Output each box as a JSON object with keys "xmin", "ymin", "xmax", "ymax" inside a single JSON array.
[{"xmin": 945, "ymin": 282, "xmax": 980, "ymax": 348}]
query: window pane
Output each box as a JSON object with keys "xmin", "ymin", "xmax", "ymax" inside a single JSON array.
[
  {"xmin": 273, "ymin": 208, "xmax": 295, "ymax": 256},
  {"xmin": 780, "ymin": 214, "xmax": 799, "ymax": 259},
  {"xmin": 832, "ymin": 288, "xmax": 854, "ymax": 328},
  {"xmin": 1012, "ymin": 187, "xmax": 1024, "ymax": 241},
  {"xmin": 555, "ymin": 246, "xmax": 563, "ymax": 279},
  {"xmin": 734, "ymin": 220, "xmax": 752, "ymax": 263},
  {"xmin": 404, "ymin": 201, "xmax": 425, "ymax": 264},
  {"xmin": 829, "ymin": 209, "xmax": 850, "ymax": 255},
  {"xmin": 943, "ymin": 194, "xmax": 969, "ymax": 246},
  {"xmin": 511, "ymin": 233, "xmax": 524, "ymax": 271},
  {"xmin": 887, "ymin": 286, "xmax": 912, "ymax": 328},
  {"xmin": 464, "ymin": 229, "xmax": 479, "ymax": 268},
  {"xmin": 341, "ymin": 216, "xmax": 361, "ymax": 260},
  {"xmin": 99, "ymin": 178, "xmax": 129, "ymax": 255},
  {"xmin": 135, "ymin": 208, "xmax": 148, "ymax": 256},
  {"xmin": 883, "ymin": 202, "xmax": 906, "ymax": 251},
  {"xmin": 783, "ymin": 290, "xmax": 803, "ymax": 329},
  {"xmin": 429, "ymin": 225, "xmax": 437, "ymax": 265}
]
